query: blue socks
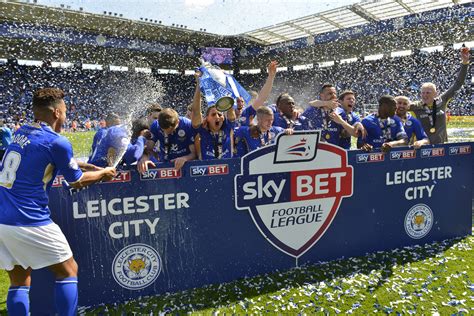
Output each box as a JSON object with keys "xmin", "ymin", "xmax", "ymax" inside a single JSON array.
[
  {"xmin": 54, "ymin": 277, "xmax": 78, "ymax": 316},
  {"xmin": 8, "ymin": 277, "xmax": 78, "ymax": 316},
  {"xmin": 7, "ymin": 286, "xmax": 30, "ymax": 316}
]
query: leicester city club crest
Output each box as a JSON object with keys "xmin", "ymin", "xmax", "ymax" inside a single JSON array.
[
  {"xmin": 112, "ymin": 244, "xmax": 162, "ymax": 290},
  {"xmin": 404, "ymin": 204, "xmax": 433, "ymax": 239}
]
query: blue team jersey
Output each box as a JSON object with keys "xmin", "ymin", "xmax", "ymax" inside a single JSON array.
[
  {"xmin": 90, "ymin": 127, "xmax": 107, "ymax": 157},
  {"xmin": 234, "ymin": 125, "xmax": 284, "ymax": 157},
  {"xmin": 0, "ymin": 122, "xmax": 83, "ymax": 226},
  {"xmin": 397, "ymin": 114, "xmax": 428, "ymax": 143},
  {"xmin": 335, "ymin": 107, "xmax": 361, "ymax": 150},
  {"xmin": 270, "ymin": 104, "xmax": 309, "ymax": 130},
  {"xmin": 122, "ymin": 136, "xmax": 146, "ymax": 165},
  {"xmin": 358, "ymin": 114, "xmax": 407, "ymax": 149},
  {"xmin": 238, "ymin": 106, "xmax": 256, "ymax": 126},
  {"xmin": 302, "ymin": 106, "xmax": 339, "ymax": 145},
  {"xmin": 89, "ymin": 125, "xmax": 130, "ymax": 167},
  {"xmin": 0, "ymin": 126, "xmax": 12, "ymax": 151},
  {"xmin": 195, "ymin": 119, "xmax": 235, "ymax": 160},
  {"xmin": 150, "ymin": 117, "xmax": 194, "ymax": 162}
]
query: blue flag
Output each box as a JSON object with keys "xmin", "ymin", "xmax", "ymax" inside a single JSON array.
[{"xmin": 199, "ymin": 66, "xmax": 251, "ymax": 108}]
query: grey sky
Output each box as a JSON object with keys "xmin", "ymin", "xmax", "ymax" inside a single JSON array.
[{"xmin": 37, "ymin": 0, "xmax": 361, "ymax": 35}]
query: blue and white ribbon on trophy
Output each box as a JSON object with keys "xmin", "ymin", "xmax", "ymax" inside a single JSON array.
[{"xmin": 198, "ymin": 63, "xmax": 251, "ymax": 111}]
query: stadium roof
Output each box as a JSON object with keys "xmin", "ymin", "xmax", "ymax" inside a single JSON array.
[{"xmin": 243, "ymin": 0, "xmax": 472, "ymax": 45}]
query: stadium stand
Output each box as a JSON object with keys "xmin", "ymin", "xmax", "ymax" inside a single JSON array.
[
  {"xmin": 0, "ymin": 45, "xmax": 471, "ymax": 130},
  {"xmin": 0, "ymin": 1, "xmax": 471, "ymax": 132}
]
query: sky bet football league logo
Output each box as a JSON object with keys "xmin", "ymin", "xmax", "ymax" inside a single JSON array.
[{"xmin": 234, "ymin": 131, "xmax": 353, "ymax": 258}]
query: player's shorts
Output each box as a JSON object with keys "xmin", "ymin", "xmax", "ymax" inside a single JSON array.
[{"xmin": 0, "ymin": 222, "xmax": 73, "ymax": 271}]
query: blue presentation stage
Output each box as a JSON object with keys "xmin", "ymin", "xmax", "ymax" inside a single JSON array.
[{"xmin": 30, "ymin": 135, "xmax": 473, "ymax": 313}]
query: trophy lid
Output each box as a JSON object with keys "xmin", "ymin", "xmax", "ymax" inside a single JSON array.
[{"xmin": 215, "ymin": 96, "xmax": 234, "ymax": 112}]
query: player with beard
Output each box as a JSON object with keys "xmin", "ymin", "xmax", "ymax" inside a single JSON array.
[
  {"xmin": 271, "ymin": 93, "xmax": 309, "ymax": 130},
  {"xmin": 394, "ymin": 96, "xmax": 429, "ymax": 149},
  {"xmin": 358, "ymin": 95, "xmax": 408, "ymax": 152},
  {"xmin": 235, "ymin": 106, "xmax": 292, "ymax": 156},
  {"xmin": 303, "ymin": 84, "xmax": 341, "ymax": 142},
  {"xmin": 191, "ymin": 71, "xmax": 236, "ymax": 160},
  {"xmin": 238, "ymin": 61, "xmax": 278, "ymax": 126},
  {"xmin": 327, "ymin": 90, "xmax": 366, "ymax": 149}
]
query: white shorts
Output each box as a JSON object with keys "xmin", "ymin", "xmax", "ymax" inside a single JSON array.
[{"xmin": 0, "ymin": 223, "xmax": 73, "ymax": 271}]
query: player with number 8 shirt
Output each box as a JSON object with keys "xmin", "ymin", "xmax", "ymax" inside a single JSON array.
[{"xmin": 0, "ymin": 88, "xmax": 116, "ymax": 316}]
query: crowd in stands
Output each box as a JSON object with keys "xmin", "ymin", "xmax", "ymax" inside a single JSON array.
[
  {"xmin": 237, "ymin": 47, "xmax": 471, "ymax": 116},
  {"xmin": 76, "ymin": 47, "xmax": 468, "ymax": 171},
  {"xmin": 0, "ymin": 45, "xmax": 471, "ymax": 133}
]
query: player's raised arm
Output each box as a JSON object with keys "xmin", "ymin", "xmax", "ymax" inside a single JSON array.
[
  {"xmin": 191, "ymin": 71, "xmax": 203, "ymax": 128},
  {"xmin": 439, "ymin": 46, "xmax": 470, "ymax": 106},
  {"xmin": 252, "ymin": 61, "xmax": 278, "ymax": 110}
]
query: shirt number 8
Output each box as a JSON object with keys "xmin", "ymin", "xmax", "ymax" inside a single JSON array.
[{"xmin": 0, "ymin": 151, "xmax": 21, "ymax": 189}]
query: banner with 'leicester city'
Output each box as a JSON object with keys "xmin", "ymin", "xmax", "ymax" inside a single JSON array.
[{"xmin": 30, "ymin": 135, "xmax": 472, "ymax": 314}]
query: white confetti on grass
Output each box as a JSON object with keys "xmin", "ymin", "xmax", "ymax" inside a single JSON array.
[{"xmin": 81, "ymin": 235, "xmax": 473, "ymax": 315}]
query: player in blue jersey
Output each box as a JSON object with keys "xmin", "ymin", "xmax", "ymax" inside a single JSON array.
[
  {"xmin": 303, "ymin": 84, "xmax": 343, "ymax": 142},
  {"xmin": 0, "ymin": 118, "xmax": 13, "ymax": 160},
  {"xmin": 238, "ymin": 61, "xmax": 278, "ymax": 126},
  {"xmin": 88, "ymin": 121, "xmax": 148, "ymax": 167},
  {"xmin": 233, "ymin": 97, "xmax": 246, "ymax": 128},
  {"xmin": 357, "ymin": 95, "xmax": 408, "ymax": 152},
  {"xmin": 395, "ymin": 96, "xmax": 429, "ymax": 149},
  {"xmin": 143, "ymin": 104, "xmax": 163, "ymax": 163},
  {"xmin": 0, "ymin": 88, "xmax": 116, "ymax": 316},
  {"xmin": 138, "ymin": 108, "xmax": 196, "ymax": 172},
  {"xmin": 122, "ymin": 118, "xmax": 152, "ymax": 165},
  {"xmin": 89, "ymin": 113, "xmax": 121, "ymax": 162},
  {"xmin": 191, "ymin": 72, "xmax": 236, "ymax": 160},
  {"xmin": 271, "ymin": 93, "xmax": 309, "ymax": 130},
  {"xmin": 235, "ymin": 106, "xmax": 292, "ymax": 156},
  {"xmin": 327, "ymin": 91, "xmax": 366, "ymax": 149}
]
